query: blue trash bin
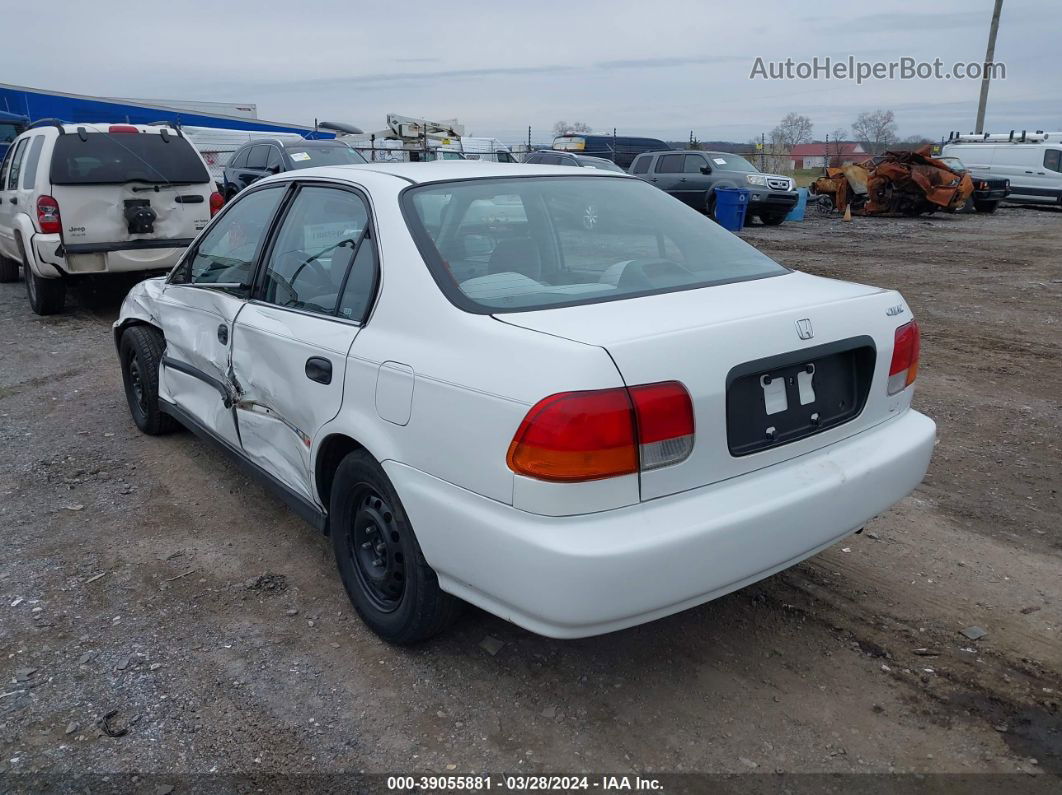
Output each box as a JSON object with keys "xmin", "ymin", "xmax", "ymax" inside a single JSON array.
[
  {"xmin": 713, "ymin": 188, "xmax": 749, "ymax": 232},
  {"xmin": 785, "ymin": 187, "xmax": 808, "ymax": 222}
]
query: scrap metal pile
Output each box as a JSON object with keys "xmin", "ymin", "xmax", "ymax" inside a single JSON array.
[{"xmin": 810, "ymin": 146, "xmax": 974, "ymax": 216}]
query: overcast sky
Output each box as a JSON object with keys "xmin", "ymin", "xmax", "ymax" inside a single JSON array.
[{"xmin": 3, "ymin": 0, "xmax": 1059, "ymax": 143}]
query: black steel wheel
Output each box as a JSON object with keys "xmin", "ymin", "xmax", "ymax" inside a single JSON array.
[
  {"xmin": 119, "ymin": 325, "xmax": 177, "ymax": 435},
  {"xmin": 348, "ymin": 487, "xmax": 406, "ymax": 612},
  {"xmin": 330, "ymin": 450, "xmax": 461, "ymax": 644}
]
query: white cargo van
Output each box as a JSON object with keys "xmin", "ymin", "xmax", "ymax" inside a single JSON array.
[
  {"xmin": 0, "ymin": 122, "xmax": 220, "ymax": 314},
  {"xmin": 942, "ymin": 132, "xmax": 1062, "ymax": 206}
]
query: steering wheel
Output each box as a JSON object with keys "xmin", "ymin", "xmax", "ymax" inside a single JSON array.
[{"xmin": 613, "ymin": 259, "xmax": 695, "ymax": 291}]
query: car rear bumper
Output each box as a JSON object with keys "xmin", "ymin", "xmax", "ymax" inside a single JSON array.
[
  {"xmin": 387, "ymin": 408, "xmax": 936, "ymax": 639},
  {"xmin": 35, "ymin": 235, "xmax": 187, "ymax": 275}
]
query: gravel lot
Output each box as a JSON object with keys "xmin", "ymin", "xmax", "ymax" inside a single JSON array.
[{"xmin": 0, "ymin": 203, "xmax": 1059, "ymax": 786}]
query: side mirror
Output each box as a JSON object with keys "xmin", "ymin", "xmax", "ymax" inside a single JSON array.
[
  {"xmin": 268, "ymin": 165, "xmax": 282, "ymax": 175},
  {"xmin": 701, "ymin": 165, "xmax": 712, "ymax": 175}
]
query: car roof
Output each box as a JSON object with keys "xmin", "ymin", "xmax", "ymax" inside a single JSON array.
[{"xmin": 291, "ymin": 161, "xmax": 635, "ymax": 185}]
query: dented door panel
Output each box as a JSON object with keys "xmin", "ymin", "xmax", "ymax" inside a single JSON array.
[
  {"xmin": 230, "ymin": 303, "xmax": 360, "ymax": 502},
  {"xmin": 156, "ymin": 284, "xmax": 245, "ymax": 447}
]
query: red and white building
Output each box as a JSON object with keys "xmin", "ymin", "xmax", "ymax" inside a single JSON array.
[{"xmin": 789, "ymin": 141, "xmax": 867, "ymax": 170}]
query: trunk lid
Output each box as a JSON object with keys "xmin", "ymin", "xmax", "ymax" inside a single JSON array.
[{"xmin": 497, "ymin": 271, "xmax": 915, "ymax": 501}]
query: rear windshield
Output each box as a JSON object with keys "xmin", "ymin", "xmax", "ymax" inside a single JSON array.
[
  {"xmin": 403, "ymin": 176, "xmax": 786, "ymax": 313},
  {"xmin": 50, "ymin": 132, "xmax": 209, "ymax": 185},
  {"xmin": 575, "ymin": 156, "xmax": 625, "ymax": 173},
  {"xmin": 283, "ymin": 144, "xmax": 367, "ymax": 168}
]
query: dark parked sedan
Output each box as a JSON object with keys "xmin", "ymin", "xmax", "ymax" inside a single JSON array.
[{"xmin": 221, "ymin": 139, "xmax": 367, "ymax": 198}]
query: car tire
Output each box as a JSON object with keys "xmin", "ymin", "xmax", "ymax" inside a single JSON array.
[
  {"xmin": 330, "ymin": 450, "xmax": 461, "ymax": 644},
  {"xmin": 760, "ymin": 213, "xmax": 786, "ymax": 226},
  {"xmin": 19, "ymin": 237, "xmax": 65, "ymax": 315},
  {"xmin": 0, "ymin": 255, "xmax": 19, "ymax": 283},
  {"xmin": 705, "ymin": 193, "xmax": 718, "ymax": 221},
  {"xmin": 973, "ymin": 200, "xmax": 999, "ymax": 214},
  {"xmin": 119, "ymin": 325, "xmax": 178, "ymax": 436}
]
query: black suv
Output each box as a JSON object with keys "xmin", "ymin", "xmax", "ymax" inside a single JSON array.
[
  {"xmin": 630, "ymin": 150, "xmax": 798, "ymax": 225},
  {"xmin": 221, "ymin": 139, "xmax": 367, "ymax": 198},
  {"xmin": 523, "ymin": 150, "xmax": 626, "ymax": 172}
]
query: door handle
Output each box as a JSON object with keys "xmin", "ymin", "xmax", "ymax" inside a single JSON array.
[
  {"xmin": 650, "ymin": 178, "xmax": 658, "ymax": 182},
  {"xmin": 679, "ymin": 177, "xmax": 687, "ymax": 182},
  {"xmin": 217, "ymin": 324, "xmax": 228, "ymax": 345},
  {"xmin": 305, "ymin": 357, "xmax": 332, "ymax": 385},
  {"xmin": 1025, "ymin": 170, "xmax": 1033, "ymax": 174}
]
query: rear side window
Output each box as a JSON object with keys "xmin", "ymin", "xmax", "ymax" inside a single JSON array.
[
  {"xmin": 21, "ymin": 136, "xmax": 45, "ymax": 189},
  {"xmin": 656, "ymin": 154, "xmax": 684, "ymax": 173},
  {"xmin": 631, "ymin": 156, "xmax": 650, "ymax": 174},
  {"xmin": 1045, "ymin": 149, "xmax": 1062, "ymax": 173},
  {"xmin": 6, "ymin": 138, "xmax": 29, "ymax": 190},
  {"xmin": 50, "ymin": 133, "xmax": 209, "ymax": 185}
]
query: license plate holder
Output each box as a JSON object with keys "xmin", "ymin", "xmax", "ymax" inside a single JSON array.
[{"xmin": 725, "ymin": 337, "xmax": 876, "ymax": 456}]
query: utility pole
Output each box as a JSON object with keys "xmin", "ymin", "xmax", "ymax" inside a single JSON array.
[
  {"xmin": 760, "ymin": 132, "xmax": 766, "ymax": 170},
  {"xmin": 975, "ymin": 0, "xmax": 1004, "ymax": 134}
]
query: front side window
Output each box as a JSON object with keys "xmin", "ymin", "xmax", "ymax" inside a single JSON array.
[
  {"xmin": 6, "ymin": 138, "xmax": 28, "ymax": 190},
  {"xmin": 259, "ymin": 186, "xmax": 372, "ymax": 317},
  {"xmin": 404, "ymin": 176, "xmax": 786, "ymax": 313},
  {"xmin": 49, "ymin": 133, "xmax": 209, "ymax": 185},
  {"xmin": 1044, "ymin": 149, "xmax": 1062, "ymax": 173},
  {"xmin": 266, "ymin": 146, "xmax": 284, "ymax": 171},
  {"xmin": 176, "ymin": 186, "xmax": 285, "ymax": 290},
  {"xmin": 655, "ymin": 154, "xmax": 683, "ymax": 173},
  {"xmin": 246, "ymin": 145, "xmax": 269, "ymax": 170},
  {"xmin": 683, "ymin": 154, "xmax": 707, "ymax": 174}
]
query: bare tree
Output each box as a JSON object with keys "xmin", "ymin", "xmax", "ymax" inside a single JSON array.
[
  {"xmin": 851, "ymin": 110, "xmax": 897, "ymax": 155},
  {"xmin": 828, "ymin": 128, "xmax": 849, "ymax": 167},
  {"xmin": 552, "ymin": 121, "xmax": 592, "ymax": 137},
  {"xmin": 900, "ymin": 134, "xmax": 935, "ymax": 150},
  {"xmin": 771, "ymin": 113, "xmax": 814, "ymax": 152}
]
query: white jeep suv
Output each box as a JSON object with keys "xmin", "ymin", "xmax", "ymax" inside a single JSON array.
[{"xmin": 0, "ymin": 122, "xmax": 221, "ymax": 314}]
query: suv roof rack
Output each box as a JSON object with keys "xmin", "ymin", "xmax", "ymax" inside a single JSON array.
[
  {"xmin": 946, "ymin": 130, "xmax": 1061, "ymax": 144},
  {"xmin": 147, "ymin": 121, "xmax": 184, "ymax": 138},
  {"xmin": 28, "ymin": 118, "xmax": 67, "ymax": 134}
]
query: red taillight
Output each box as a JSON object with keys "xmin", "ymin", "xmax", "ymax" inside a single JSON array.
[
  {"xmin": 37, "ymin": 196, "xmax": 61, "ymax": 234},
  {"xmin": 108, "ymin": 125, "xmax": 139, "ymax": 134},
  {"xmin": 888, "ymin": 320, "xmax": 920, "ymax": 395},
  {"xmin": 629, "ymin": 381, "xmax": 695, "ymax": 470},
  {"xmin": 507, "ymin": 381, "xmax": 694, "ymax": 482},
  {"xmin": 209, "ymin": 191, "xmax": 224, "ymax": 217}
]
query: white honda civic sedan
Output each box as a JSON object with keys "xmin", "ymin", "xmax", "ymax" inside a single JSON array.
[{"xmin": 114, "ymin": 162, "xmax": 935, "ymax": 643}]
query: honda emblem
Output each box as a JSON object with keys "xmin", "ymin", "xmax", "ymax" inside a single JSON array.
[{"xmin": 796, "ymin": 318, "xmax": 814, "ymax": 340}]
